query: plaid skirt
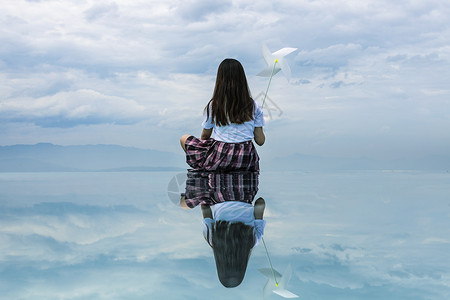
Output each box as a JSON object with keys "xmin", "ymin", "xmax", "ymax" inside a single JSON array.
[
  {"xmin": 185, "ymin": 136, "xmax": 260, "ymax": 172},
  {"xmin": 184, "ymin": 170, "xmax": 259, "ymax": 208}
]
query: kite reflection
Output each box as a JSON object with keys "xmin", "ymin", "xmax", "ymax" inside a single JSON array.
[{"xmin": 181, "ymin": 170, "xmax": 265, "ymax": 288}]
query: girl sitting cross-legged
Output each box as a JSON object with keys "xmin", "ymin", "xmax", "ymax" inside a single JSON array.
[{"xmin": 180, "ymin": 58, "xmax": 265, "ymax": 172}]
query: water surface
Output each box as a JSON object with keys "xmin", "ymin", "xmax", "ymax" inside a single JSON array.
[{"xmin": 1, "ymin": 171, "xmax": 449, "ymax": 299}]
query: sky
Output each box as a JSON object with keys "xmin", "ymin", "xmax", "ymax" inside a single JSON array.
[{"xmin": 1, "ymin": 0, "xmax": 450, "ymax": 161}]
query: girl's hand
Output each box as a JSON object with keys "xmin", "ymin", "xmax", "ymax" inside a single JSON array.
[{"xmin": 201, "ymin": 128, "xmax": 213, "ymax": 140}]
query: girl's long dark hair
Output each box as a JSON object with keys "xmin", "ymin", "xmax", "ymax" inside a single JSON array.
[
  {"xmin": 211, "ymin": 220, "xmax": 255, "ymax": 288},
  {"xmin": 205, "ymin": 58, "xmax": 255, "ymax": 126}
]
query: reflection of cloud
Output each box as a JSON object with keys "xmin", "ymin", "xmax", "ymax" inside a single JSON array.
[
  {"xmin": 423, "ymin": 237, "xmax": 450, "ymax": 244},
  {"xmin": 1, "ymin": 254, "xmax": 223, "ymax": 300},
  {"xmin": 0, "ymin": 199, "xmax": 257, "ymax": 299},
  {"xmin": 288, "ymin": 241, "xmax": 449, "ymax": 294},
  {"xmin": 256, "ymin": 170, "xmax": 450, "ymax": 298},
  {"xmin": 0, "ymin": 192, "xmax": 219, "ymax": 276},
  {"xmin": 0, "ymin": 203, "xmax": 148, "ymax": 267},
  {"xmin": 1, "ymin": 170, "xmax": 449, "ymax": 298}
]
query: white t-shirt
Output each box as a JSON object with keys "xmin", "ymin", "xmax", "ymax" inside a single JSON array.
[
  {"xmin": 202, "ymin": 100, "xmax": 265, "ymax": 143},
  {"xmin": 202, "ymin": 201, "xmax": 266, "ymax": 247}
]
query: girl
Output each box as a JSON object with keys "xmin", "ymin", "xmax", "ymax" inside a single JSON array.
[
  {"xmin": 181, "ymin": 170, "xmax": 259, "ymax": 209},
  {"xmin": 179, "ymin": 170, "xmax": 265, "ymax": 287},
  {"xmin": 202, "ymin": 197, "xmax": 266, "ymax": 288},
  {"xmin": 180, "ymin": 58, "xmax": 265, "ymax": 172}
]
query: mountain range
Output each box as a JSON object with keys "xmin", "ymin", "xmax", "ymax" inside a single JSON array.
[
  {"xmin": 0, "ymin": 143, "xmax": 448, "ymax": 172},
  {"xmin": 0, "ymin": 143, "xmax": 185, "ymax": 172}
]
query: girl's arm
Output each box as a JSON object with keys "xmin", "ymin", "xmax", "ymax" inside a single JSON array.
[
  {"xmin": 201, "ymin": 128, "xmax": 213, "ymax": 140},
  {"xmin": 254, "ymin": 127, "xmax": 265, "ymax": 146},
  {"xmin": 201, "ymin": 204, "xmax": 213, "ymax": 219}
]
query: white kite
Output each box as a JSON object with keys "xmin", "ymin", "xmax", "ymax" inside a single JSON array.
[{"xmin": 259, "ymin": 265, "xmax": 299, "ymax": 299}]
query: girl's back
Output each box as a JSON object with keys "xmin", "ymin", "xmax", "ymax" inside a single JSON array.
[{"xmin": 180, "ymin": 58, "xmax": 265, "ymax": 171}]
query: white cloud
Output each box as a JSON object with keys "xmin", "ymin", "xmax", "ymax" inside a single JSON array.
[
  {"xmin": 84, "ymin": 2, "xmax": 119, "ymax": 22},
  {"xmin": 295, "ymin": 43, "xmax": 364, "ymax": 70},
  {"xmin": 1, "ymin": 89, "xmax": 149, "ymax": 127},
  {"xmin": 1, "ymin": 0, "xmax": 450, "ymax": 159},
  {"xmin": 176, "ymin": 0, "xmax": 232, "ymax": 21}
]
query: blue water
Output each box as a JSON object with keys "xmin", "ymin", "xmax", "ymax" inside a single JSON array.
[{"xmin": 1, "ymin": 171, "xmax": 449, "ymax": 299}]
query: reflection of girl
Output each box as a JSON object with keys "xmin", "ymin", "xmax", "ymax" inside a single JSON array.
[
  {"xmin": 180, "ymin": 58, "xmax": 265, "ymax": 172},
  {"xmin": 182, "ymin": 170, "xmax": 259, "ymax": 209},
  {"xmin": 201, "ymin": 198, "xmax": 266, "ymax": 287}
]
